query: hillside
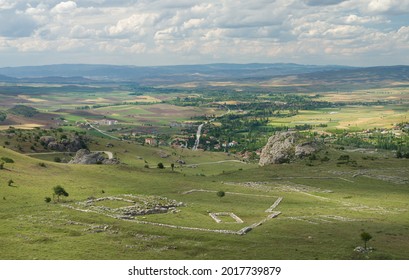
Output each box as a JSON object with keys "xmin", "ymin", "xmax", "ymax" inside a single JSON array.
[
  {"xmin": 1, "ymin": 139, "xmax": 409, "ymax": 260},
  {"xmin": 0, "ymin": 63, "xmax": 353, "ymax": 85}
]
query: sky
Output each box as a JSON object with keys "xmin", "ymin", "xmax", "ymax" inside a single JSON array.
[{"xmin": 0, "ymin": 0, "xmax": 408, "ymax": 67}]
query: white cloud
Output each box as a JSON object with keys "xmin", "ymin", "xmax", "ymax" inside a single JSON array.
[
  {"xmin": 344, "ymin": 14, "xmax": 387, "ymax": 24},
  {"xmin": 0, "ymin": 0, "xmax": 15, "ymax": 10},
  {"xmin": 51, "ymin": 1, "xmax": 77, "ymax": 14},
  {"xmin": 366, "ymin": 0, "xmax": 409, "ymax": 14},
  {"xmin": 0, "ymin": 0, "xmax": 408, "ymax": 66},
  {"xmin": 106, "ymin": 13, "xmax": 159, "ymax": 37},
  {"xmin": 183, "ymin": 18, "xmax": 204, "ymax": 29}
]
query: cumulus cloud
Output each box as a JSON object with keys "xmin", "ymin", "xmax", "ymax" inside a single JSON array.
[
  {"xmin": 0, "ymin": 0, "xmax": 408, "ymax": 66},
  {"xmin": 106, "ymin": 13, "xmax": 159, "ymax": 37},
  {"xmin": 51, "ymin": 1, "xmax": 77, "ymax": 14},
  {"xmin": 0, "ymin": 0, "xmax": 16, "ymax": 10},
  {"xmin": 365, "ymin": 0, "xmax": 409, "ymax": 14}
]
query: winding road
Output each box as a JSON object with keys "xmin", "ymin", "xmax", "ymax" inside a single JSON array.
[
  {"xmin": 86, "ymin": 121, "xmax": 121, "ymax": 141},
  {"xmin": 192, "ymin": 106, "xmax": 231, "ymax": 151}
]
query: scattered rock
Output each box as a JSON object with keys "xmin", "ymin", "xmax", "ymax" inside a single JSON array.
[
  {"xmin": 176, "ymin": 159, "xmax": 186, "ymax": 164},
  {"xmin": 354, "ymin": 246, "xmax": 374, "ymax": 253}
]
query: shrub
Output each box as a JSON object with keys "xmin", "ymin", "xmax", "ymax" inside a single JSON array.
[
  {"xmin": 53, "ymin": 185, "xmax": 69, "ymax": 202},
  {"xmin": 44, "ymin": 197, "xmax": 52, "ymax": 203},
  {"xmin": 217, "ymin": 191, "xmax": 225, "ymax": 198},
  {"xmin": 308, "ymin": 154, "xmax": 318, "ymax": 160},
  {"xmin": 1, "ymin": 157, "xmax": 14, "ymax": 163},
  {"xmin": 338, "ymin": 155, "xmax": 350, "ymax": 161},
  {"xmin": 321, "ymin": 156, "xmax": 330, "ymax": 162},
  {"xmin": 157, "ymin": 162, "xmax": 164, "ymax": 169}
]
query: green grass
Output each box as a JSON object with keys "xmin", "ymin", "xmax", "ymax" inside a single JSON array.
[{"xmin": 1, "ymin": 143, "xmax": 408, "ymax": 260}]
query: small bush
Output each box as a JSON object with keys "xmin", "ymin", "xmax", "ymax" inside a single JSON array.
[
  {"xmin": 217, "ymin": 191, "xmax": 225, "ymax": 198},
  {"xmin": 338, "ymin": 155, "xmax": 350, "ymax": 161},
  {"xmin": 1, "ymin": 157, "xmax": 14, "ymax": 163},
  {"xmin": 321, "ymin": 156, "xmax": 330, "ymax": 162},
  {"xmin": 44, "ymin": 197, "xmax": 52, "ymax": 203},
  {"xmin": 38, "ymin": 162, "xmax": 46, "ymax": 168},
  {"xmin": 157, "ymin": 162, "xmax": 164, "ymax": 169},
  {"xmin": 308, "ymin": 154, "xmax": 317, "ymax": 161},
  {"xmin": 54, "ymin": 157, "xmax": 61, "ymax": 163}
]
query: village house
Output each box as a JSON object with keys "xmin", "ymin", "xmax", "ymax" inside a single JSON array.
[{"xmin": 145, "ymin": 138, "xmax": 157, "ymax": 146}]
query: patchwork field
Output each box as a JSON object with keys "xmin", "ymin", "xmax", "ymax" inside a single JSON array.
[{"xmin": 268, "ymin": 104, "xmax": 408, "ymax": 132}]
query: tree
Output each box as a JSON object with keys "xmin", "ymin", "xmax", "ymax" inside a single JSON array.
[
  {"xmin": 217, "ymin": 191, "xmax": 225, "ymax": 199},
  {"xmin": 171, "ymin": 163, "xmax": 175, "ymax": 171},
  {"xmin": 360, "ymin": 231, "xmax": 372, "ymax": 250},
  {"xmin": 53, "ymin": 185, "xmax": 69, "ymax": 202}
]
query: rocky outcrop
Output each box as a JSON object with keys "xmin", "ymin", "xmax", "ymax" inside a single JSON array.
[
  {"xmin": 295, "ymin": 141, "xmax": 322, "ymax": 158},
  {"xmin": 259, "ymin": 131, "xmax": 322, "ymax": 166},
  {"xmin": 69, "ymin": 149, "xmax": 120, "ymax": 165},
  {"xmin": 40, "ymin": 136, "xmax": 87, "ymax": 152}
]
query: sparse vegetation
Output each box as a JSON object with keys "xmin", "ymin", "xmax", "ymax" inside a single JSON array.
[
  {"xmin": 361, "ymin": 231, "xmax": 373, "ymax": 250},
  {"xmin": 1, "ymin": 157, "xmax": 14, "ymax": 163},
  {"xmin": 53, "ymin": 185, "xmax": 69, "ymax": 202},
  {"xmin": 217, "ymin": 191, "xmax": 225, "ymax": 199},
  {"xmin": 8, "ymin": 105, "xmax": 39, "ymax": 117},
  {"xmin": 0, "ymin": 111, "xmax": 6, "ymax": 122}
]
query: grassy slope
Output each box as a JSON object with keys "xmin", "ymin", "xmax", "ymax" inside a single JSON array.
[{"xmin": 1, "ymin": 144, "xmax": 408, "ymax": 260}]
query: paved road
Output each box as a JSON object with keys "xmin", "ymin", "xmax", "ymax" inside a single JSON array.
[
  {"xmin": 192, "ymin": 106, "xmax": 231, "ymax": 151},
  {"xmin": 86, "ymin": 122, "xmax": 121, "ymax": 141}
]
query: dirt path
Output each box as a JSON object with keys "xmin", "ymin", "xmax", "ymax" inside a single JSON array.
[{"xmin": 185, "ymin": 160, "xmax": 247, "ymax": 167}]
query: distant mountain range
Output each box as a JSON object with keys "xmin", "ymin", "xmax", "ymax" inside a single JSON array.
[{"xmin": 0, "ymin": 63, "xmax": 408, "ymax": 89}]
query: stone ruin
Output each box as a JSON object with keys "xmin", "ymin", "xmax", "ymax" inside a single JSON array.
[{"xmin": 71, "ymin": 194, "xmax": 185, "ymax": 220}]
